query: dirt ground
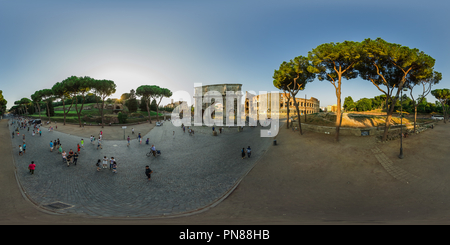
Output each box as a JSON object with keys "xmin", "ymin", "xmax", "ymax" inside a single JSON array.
[
  {"xmin": 39, "ymin": 121, "xmax": 157, "ymax": 140},
  {"xmin": 1, "ymin": 118, "xmax": 450, "ymax": 225}
]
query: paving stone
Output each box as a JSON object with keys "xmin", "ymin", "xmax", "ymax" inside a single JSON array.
[{"xmin": 9, "ymin": 119, "xmax": 273, "ymax": 217}]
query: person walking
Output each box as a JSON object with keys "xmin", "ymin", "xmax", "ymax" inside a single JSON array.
[
  {"xmin": 90, "ymin": 135, "xmax": 94, "ymax": 145},
  {"xmin": 127, "ymin": 136, "xmax": 130, "ymax": 147},
  {"xmin": 32, "ymin": 130, "xmax": 35, "ymax": 137},
  {"xmin": 102, "ymin": 156, "xmax": 108, "ymax": 169},
  {"xmin": 67, "ymin": 149, "xmax": 74, "ymax": 166},
  {"xmin": 109, "ymin": 157, "xmax": 115, "ymax": 170},
  {"xmin": 247, "ymin": 146, "xmax": 251, "ymax": 158},
  {"xmin": 145, "ymin": 166, "xmax": 153, "ymax": 180},
  {"xmin": 62, "ymin": 150, "xmax": 67, "ymax": 164},
  {"xmin": 77, "ymin": 144, "xmax": 81, "ymax": 155},
  {"xmin": 80, "ymin": 139, "xmax": 84, "ymax": 149},
  {"xmin": 132, "ymin": 128, "xmax": 135, "ymax": 134},
  {"xmin": 96, "ymin": 159, "xmax": 101, "ymax": 172},
  {"xmin": 19, "ymin": 145, "xmax": 23, "ymax": 156},
  {"xmin": 97, "ymin": 139, "xmax": 102, "ymax": 150},
  {"xmin": 53, "ymin": 140, "xmax": 57, "ymax": 151},
  {"xmin": 28, "ymin": 161, "xmax": 36, "ymax": 175},
  {"xmin": 22, "ymin": 143, "xmax": 26, "ymax": 154},
  {"xmin": 138, "ymin": 133, "xmax": 142, "ymax": 144},
  {"xmin": 241, "ymin": 148, "xmax": 246, "ymax": 159},
  {"xmin": 73, "ymin": 152, "xmax": 78, "ymax": 166},
  {"xmin": 39, "ymin": 129, "xmax": 42, "ymax": 136},
  {"xmin": 12, "ymin": 132, "xmax": 14, "ymax": 138},
  {"xmin": 112, "ymin": 162, "xmax": 117, "ymax": 173}
]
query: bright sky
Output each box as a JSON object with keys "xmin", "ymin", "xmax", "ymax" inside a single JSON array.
[{"xmin": 1, "ymin": 0, "xmax": 449, "ymax": 110}]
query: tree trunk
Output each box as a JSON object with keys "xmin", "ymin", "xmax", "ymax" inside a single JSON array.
[
  {"xmin": 286, "ymin": 96, "xmax": 290, "ymax": 129},
  {"xmin": 334, "ymin": 83, "xmax": 342, "ymax": 142},
  {"xmin": 101, "ymin": 99, "xmax": 105, "ymax": 128},
  {"xmin": 37, "ymin": 102, "xmax": 42, "ymax": 120},
  {"xmin": 156, "ymin": 97, "xmax": 164, "ymax": 122},
  {"xmin": 45, "ymin": 101, "xmax": 50, "ymax": 119},
  {"xmin": 62, "ymin": 100, "xmax": 66, "ymax": 125},
  {"xmin": 146, "ymin": 99, "xmax": 152, "ymax": 124},
  {"xmin": 414, "ymin": 105, "xmax": 417, "ymax": 133},
  {"xmin": 443, "ymin": 102, "xmax": 448, "ymax": 124},
  {"xmin": 290, "ymin": 92, "xmax": 302, "ymax": 135},
  {"xmin": 335, "ymin": 102, "xmax": 342, "ymax": 142},
  {"xmin": 382, "ymin": 98, "xmax": 397, "ymax": 141},
  {"xmin": 75, "ymin": 96, "xmax": 86, "ymax": 127}
]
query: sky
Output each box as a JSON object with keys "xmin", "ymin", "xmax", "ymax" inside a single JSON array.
[{"xmin": 1, "ymin": 0, "xmax": 449, "ymax": 110}]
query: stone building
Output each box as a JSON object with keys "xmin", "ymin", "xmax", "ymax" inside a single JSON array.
[
  {"xmin": 248, "ymin": 92, "xmax": 320, "ymax": 115},
  {"xmin": 193, "ymin": 84, "xmax": 243, "ymax": 125}
]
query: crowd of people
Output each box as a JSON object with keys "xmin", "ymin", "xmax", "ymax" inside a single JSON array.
[{"xmin": 10, "ymin": 116, "xmax": 256, "ymax": 181}]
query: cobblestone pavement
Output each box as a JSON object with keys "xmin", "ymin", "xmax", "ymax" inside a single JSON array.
[
  {"xmin": 371, "ymin": 147, "xmax": 422, "ymax": 184},
  {"xmin": 9, "ymin": 119, "xmax": 275, "ymax": 218}
]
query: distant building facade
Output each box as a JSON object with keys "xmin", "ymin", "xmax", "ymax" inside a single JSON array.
[
  {"xmin": 165, "ymin": 99, "xmax": 185, "ymax": 109},
  {"xmin": 246, "ymin": 92, "xmax": 320, "ymax": 116}
]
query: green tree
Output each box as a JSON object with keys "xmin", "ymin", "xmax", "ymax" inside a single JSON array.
[
  {"xmin": 274, "ymin": 56, "xmax": 315, "ymax": 135},
  {"xmin": 343, "ymin": 96, "xmax": 355, "ymax": 112},
  {"xmin": 136, "ymin": 85, "xmax": 159, "ymax": 123},
  {"xmin": 14, "ymin": 101, "xmax": 23, "ymax": 115},
  {"xmin": 0, "ymin": 90, "xmax": 7, "ymax": 116},
  {"xmin": 92, "ymin": 79, "xmax": 117, "ymax": 128},
  {"xmin": 19, "ymin": 98, "xmax": 32, "ymax": 115},
  {"xmin": 308, "ymin": 41, "xmax": 361, "ymax": 141},
  {"xmin": 31, "ymin": 91, "xmax": 43, "ymax": 119},
  {"xmin": 154, "ymin": 87, "xmax": 172, "ymax": 121},
  {"xmin": 407, "ymin": 71, "xmax": 441, "ymax": 131},
  {"xmin": 355, "ymin": 98, "xmax": 372, "ymax": 111},
  {"xmin": 125, "ymin": 90, "xmax": 139, "ymax": 113},
  {"xmin": 431, "ymin": 88, "xmax": 450, "ymax": 123},
  {"xmin": 52, "ymin": 81, "xmax": 74, "ymax": 125},
  {"xmin": 47, "ymin": 100, "xmax": 55, "ymax": 117},
  {"xmin": 150, "ymin": 99, "xmax": 157, "ymax": 111},
  {"xmin": 63, "ymin": 76, "xmax": 94, "ymax": 127},
  {"xmin": 39, "ymin": 89, "xmax": 54, "ymax": 119},
  {"xmin": 358, "ymin": 38, "xmax": 435, "ymax": 141},
  {"xmin": 371, "ymin": 95, "xmax": 386, "ymax": 110},
  {"xmin": 139, "ymin": 97, "xmax": 148, "ymax": 112},
  {"xmin": 417, "ymin": 96, "xmax": 431, "ymax": 113},
  {"xmin": 117, "ymin": 112, "xmax": 127, "ymax": 124}
]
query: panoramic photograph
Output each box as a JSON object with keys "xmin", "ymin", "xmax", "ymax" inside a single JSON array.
[{"xmin": 1, "ymin": 0, "xmax": 450, "ymax": 232}]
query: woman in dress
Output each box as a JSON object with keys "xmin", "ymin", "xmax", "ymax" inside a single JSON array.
[{"xmin": 102, "ymin": 156, "xmax": 108, "ymax": 169}]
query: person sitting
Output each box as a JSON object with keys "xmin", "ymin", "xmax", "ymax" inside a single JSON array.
[{"xmin": 151, "ymin": 145, "xmax": 156, "ymax": 156}]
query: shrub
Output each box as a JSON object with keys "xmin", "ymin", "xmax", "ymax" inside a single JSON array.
[{"xmin": 118, "ymin": 112, "xmax": 127, "ymax": 124}]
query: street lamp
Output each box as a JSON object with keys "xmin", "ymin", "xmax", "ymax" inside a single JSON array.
[{"xmin": 399, "ymin": 87, "xmax": 408, "ymax": 159}]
